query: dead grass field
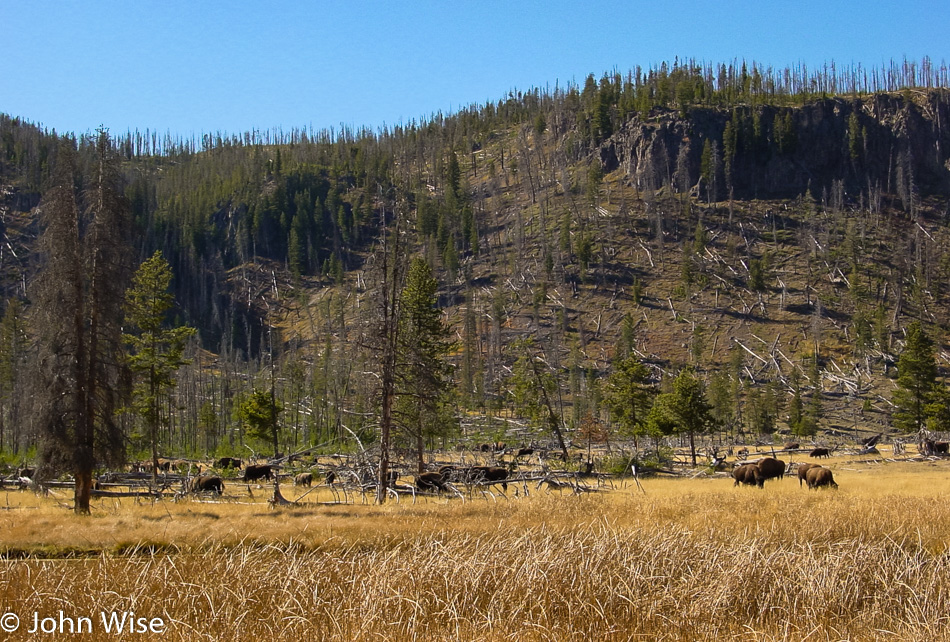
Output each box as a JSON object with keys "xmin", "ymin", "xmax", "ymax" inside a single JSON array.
[{"xmin": 0, "ymin": 456, "xmax": 949, "ymax": 640}]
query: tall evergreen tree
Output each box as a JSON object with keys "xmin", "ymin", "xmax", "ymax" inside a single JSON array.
[
  {"xmin": 124, "ymin": 250, "xmax": 196, "ymax": 479},
  {"xmin": 670, "ymin": 367, "xmax": 714, "ymax": 466},
  {"xmin": 893, "ymin": 321, "xmax": 938, "ymax": 433},
  {"xmin": 396, "ymin": 257, "xmax": 456, "ymax": 472},
  {"xmin": 0, "ymin": 299, "xmax": 28, "ymax": 454},
  {"xmin": 31, "ymin": 131, "xmax": 132, "ymax": 514},
  {"xmin": 605, "ymin": 355, "xmax": 656, "ymax": 448}
]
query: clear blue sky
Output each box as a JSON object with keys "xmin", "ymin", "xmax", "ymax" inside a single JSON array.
[{"xmin": 2, "ymin": 1, "xmax": 946, "ymax": 138}]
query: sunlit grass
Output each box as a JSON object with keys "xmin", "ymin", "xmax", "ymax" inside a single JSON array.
[{"xmin": 0, "ymin": 461, "xmax": 949, "ymax": 640}]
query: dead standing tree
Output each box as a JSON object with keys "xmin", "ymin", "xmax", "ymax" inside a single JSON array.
[{"xmin": 31, "ymin": 132, "xmax": 132, "ymax": 514}]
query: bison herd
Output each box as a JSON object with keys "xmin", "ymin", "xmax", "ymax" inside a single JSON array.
[{"xmin": 733, "ymin": 457, "xmax": 838, "ymax": 490}]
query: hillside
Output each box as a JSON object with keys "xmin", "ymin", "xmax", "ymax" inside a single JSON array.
[{"xmin": 2, "ymin": 60, "xmax": 950, "ymax": 460}]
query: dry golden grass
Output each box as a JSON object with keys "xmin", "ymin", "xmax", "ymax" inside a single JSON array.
[{"xmin": 1, "ymin": 461, "xmax": 949, "ymax": 640}]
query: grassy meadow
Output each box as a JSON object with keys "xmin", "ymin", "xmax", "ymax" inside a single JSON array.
[{"xmin": 0, "ymin": 455, "xmax": 949, "ymax": 640}]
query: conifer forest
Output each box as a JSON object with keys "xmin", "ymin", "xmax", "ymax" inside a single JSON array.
[{"xmin": 2, "ymin": 58, "xmax": 950, "ymax": 507}]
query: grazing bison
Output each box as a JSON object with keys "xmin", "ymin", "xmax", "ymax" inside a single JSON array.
[
  {"xmin": 294, "ymin": 472, "xmax": 313, "ymax": 487},
  {"xmin": 736, "ymin": 447, "xmax": 749, "ymax": 460},
  {"xmin": 733, "ymin": 464, "xmax": 764, "ymax": 488},
  {"xmin": 516, "ymin": 447, "xmax": 534, "ymax": 458},
  {"xmin": 243, "ymin": 464, "xmax": 274, "ymax": 483},
  {"xmin": 809, "ymin": 447, "xmax": 830, "ymax": 458},
  {"xmin": 215, "ymin": 457, "xmax": 242, "ymax": 470},
  {"xmin": 783, "ymin": 442, "xmax": 800, "ymax": 451},
  {"xmin": 324, "ymin": 471, "xmax": 336, "ymax": 485},
  {"xmin": 797, "ymin": 462, "xmax": 819, "ymax": 487},
  {"xmin": 470, "ymin": 466, "xmax": 509, "ymax": 490},
  {"xmin": 437, "ymin": 464, "xmax": 458, "ymax": 477},
  {"xmin": 190, "ymin": 476, "xmax": 224, "ymax": 494},
  {"xmin": 415, "ymin": 472, "xmax": 448, "ymax": 492},
  {"xmin": 805, "ymin": 466, "xmax": 838, "ymax": 489},
  {"xmin": 755, "ymin": 457, "xmax": 787, "ymax": 482}
]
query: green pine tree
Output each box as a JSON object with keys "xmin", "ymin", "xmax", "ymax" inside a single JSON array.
[
  {"xmin": 124, "ymin": 251, "xmax": 197, "ymax": 476},
  {"xmin": 893, "ymin": 321, "xmax": 938, "ymax": 432}
]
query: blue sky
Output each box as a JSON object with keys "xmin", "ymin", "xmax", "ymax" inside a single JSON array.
[{"xmin": 2, "ymin": 1, "xmax": 946, "ymax": 138}]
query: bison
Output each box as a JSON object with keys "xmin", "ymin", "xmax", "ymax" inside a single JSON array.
[
  {"xmin": 470, "ymin": 466, "xmax": 509, "ymax": 490},
  {"xmin": 783, "ymin": 442, "xmax": 800, "ymax": 451},
  {"xmin": 755, "ymin": 457, "xmax": 787, "ymax": 482},
  {"xmin": 515, "ymin": 447, "xmax": 534, "ymax": 458},
  {"xmin": 805, "ymin": 466, "xmax": 838, "ymax": 489},
  {"xmin": 733, "ymin": 463, "xmax": 764, "ymax": 488},
  {"xmin": 243, "ymin": 464, "xmax": 274, "ymax": 483},
  {"xmin": 415, "ymin": 472, "xmax": 448, "ymax": 492},
  {"xmin": 736, "ymin": 447, "xmax": 749, "ymax": 460},
  {"xmin": 797, "ymin": 462, "xmax": 819, "ymax": 487},
  {"xmin": 294, "ymin": 472, "xmax": 313, "ymax": 487},
  {"xmin": 809, "ymin": 447, "xmax": 831, "ymax": 458},
  {"xmin": 215, "ymin": 457, "xmax": 242, "ymax": 470},
  {"xmin": 190, "ymin": 476, "xmax": 224, "ymax": 494}
]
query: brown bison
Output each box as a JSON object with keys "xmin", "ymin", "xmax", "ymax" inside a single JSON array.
[
  {"xmin": 755, "ymin": 457, "xmax": 787, "ymax": 482},
  {"xmin": 797, "ymin": 462, "xmax": 819, "ymax": 487},
  {"xmin": 190, "ymin": 476, "xmax": 224, "ymax": 494},
  {"xmin": 809, "ymin": 447, "xmax": 831, "ymax": 458},
  {"xmin": 415, "ymin": 472, "xmax": 448, "ymax": 492},
  {"xmin": 805, "ymin": 466, "xmax": 838, "ymax": 489},
  {"xmin": 515, "ymin": 447, "xmax": 534, "ymax": 458},
  {"xmin": 243, "ymin": 464, "xmax": 274, "ymax": 482},
  {"xmin": 471, "ymin": 466, "xmax": 509, "ymax": 490},
  {"xmin": 215, "ymin": 457, "xmax": 242, "ymax": 469},
  {"xmin": 294, "ymin": 472, "xmax": 313, "ymax": 487},
  {"xmin": 934, "ymin": 441, "xmax": 950, "ymax": 455},
  {"xmin": 733, "ymin": 463, "xmax": 764, "ymax": 488},
  {"xmin": 736, "ymin": 447, "xmax": 749, "ymax": 460},
  {"xmin": 783, "ymin": 442, "xmax": 800, "ymax": 451}
]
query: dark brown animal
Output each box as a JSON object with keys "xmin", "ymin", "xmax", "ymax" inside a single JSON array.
[
  {"xmin": 797, "ymin": 462, "xmax": 819, "ymax": 487},
  {"xmin": 324, "ymin": 471, "xmax": 336, "ymax": 485},
  {"xmin": 215, "ymin": 457, "xmax": 242, "ymax": 469},
  {"xmin": 243, "ymin": 464, "xmax": 273, "ymax": 482},
  {"xmin": 783, "ymin": 442, "xmax": 800, "ymax": 451},
  {"xmin": 470, "ymin": 466, "xmax": 509, "ymax": 490},
  {"xmin": 809, "ymin": 447, "xmax": 830, "ymax": 458},
  {"xmin": 755, "ymin": 457, "xmax": 787, "ymax": 482},
  {"xmin": 190, "ymin": 476, "xmax": 224, "ymax": 494},
  {"xmin": 805, "ymin": 466, "xmax": 838, "ymax": 489},
  {"xmin": 437, "ymin": 464, "xmax": 458, "ymax": 477},
  {"xmin": 516, "ymin": 448, "xmax": 534, "ymax": 458},
  {"xmin": 415, "ymin": 472, "xmax": 448, "ymax": 492},
  {"xmin": 736, "ymin": 447, "xmax": 749, "ymax": 460},
  {"xmin": 16, "ymin": 467, "xmax": 34, "ymax": 479},
  {"xmin": 294, "ymin": 472, "xmax": 313, "ymax": 487},
  {"xmin": 733, "ymin": 464, "xmax": 763, "ymax": 488},
  {"xmin": 935, "ymin": 442, "xmax": 950, "ymax": 455}
]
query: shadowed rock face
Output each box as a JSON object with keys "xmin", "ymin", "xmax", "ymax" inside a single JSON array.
[{"xmin": 600, "ymin": 94, "xmax": 950, "ymax": 201}]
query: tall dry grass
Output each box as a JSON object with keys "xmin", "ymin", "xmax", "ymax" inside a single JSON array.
[{"xmin": 0, "ymin": 462, "xmax": 948, "ymax": 640}]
